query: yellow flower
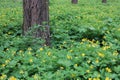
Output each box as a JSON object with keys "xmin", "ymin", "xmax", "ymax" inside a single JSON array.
[
  {"xmin": 80, "ymin": 42, "xmax": 83, "ymax": 44},
  {"xmin": 5, "ymin": 60, "xmax": 10, "ymax": 64},
  {"xmin": 103, "ymin": 36, "xmax": 106, "ymax": 39},
  {"xmin": 102, "ymin": 47, "xmax": 106, "ymax": 50},
  {"xmin": 88, "ymin": 78, "xmax": 92, "ymax": 80},
  {"xmin": 105, "ymin": 77, "xmax": 112, "ymax": 80},
  {"xmin": 69, "ymin": 50, "xmax": 73, "ymax": 53},
  {"xmin": 95, "ymin": 59, "xmax": 99, "ymax": 63},
  {"xmin": 60, "ymin": 67, "xmax": 64, "ymax": 70},
  {"xmin": 19, "ymin": 50, "xmax": 23, "ymax": 53},
  {"xmin": 47, "ymin": 52, "xmax": 51, "ymax": 56},
  {"xmin": 90, "ymin": 65, "xmax": 94, "ymax": 69},
  {"xmin": 74, "ymin": 64, "xmax": 78, "ymax": 67},
  {"xmin": 29, "ymin": 59, "xmax": 33, "ymax": 63},
  {"xmin": 81, "ymin": 53, "xmax": 85, "ymax": 57},
  {"xmin": 63, "ymin": 41, "xmax": 66, "ymax": 44},
  {"xmin": 71, "ymin": 73, "xmax": 76, "ymax": 78},
  {"xmin": 40, "ymin": 48, "xmax": 43, "ymax": 51},
  {"xmin": 42, "ymin": 60, "xmax": 46, "ymax": 63},
  {"xmin": 87, "ymin": 60, "xmax": 91, "ymax": 63},
  {"xmin": 6, "ymin": 48, "xmax": 9, "ymax": 51},
  {"xmin": 93, "ymin": 78, "xmax": 100, "ymax": 80},
  {"xmin": 8, "ymin": 32, "xmax": 12, "ymax": 35},
  {"xmin": 98, "ymin": 52, "xmax": 104, "ymax": 57},
  {"xmin": 9, "ymin": 76, "xmax": 17, "ymax": 80},
  {"xmin": 102, "ymin": 41, "xmax": 106, "ymax": 45},
  {"xmin": 91, "ymin": 43, "xmax": 97, "ymax": 47},
  {"xmin": 112, "ymin": 59, "xmax": 116, "ymax": 62},
  {"xmin": 33, "ymin": 74, "xmax": 39, "ymax": 79},
  {"xmin": 28, "ymin": 47, "xmax": 32, "ymax": 51},
  {"xmin": 105, "ymin": 67, "xmax": 112, "ymax": 72},
  {"xmin": 28, "ymin": 51, "xmax": 32, "ymax": 55},
  {"xmin": 113, "ymin": 51, "xmax": 118, "ymax": 56},
  {"xmin": 97, "ymin": 74, "xmax": 101, "ymax": 78},
  {"xmin": 87, "ymin": 44, "xmax": 91, "ymax": 47},
  {"xmin": 102, "ymin": 46, "xmax": 110, "ymax": 50},
  {"xmin": 2, "ymin": 64, "xmax": 6, "ymax": 67},
  {"xmin": 93, "ymin": 78, "xmax": 97, "ymax": 80},
  {"xmin": 19, "ymin": 70, "xmax": 24, "ymax": 74},
  {"xmin": 82, "ymin": 38, "xmax": 87, "ymax": 42},
  {"xmin": 86, "ymin": 70, "xmax": 90, "ymax": 73},
  {"xmin": 67, "ymin": 55, "xmax": 72, "ymax": 59}
]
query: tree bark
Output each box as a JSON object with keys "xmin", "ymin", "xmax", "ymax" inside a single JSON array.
[
  {"xmin": 71, "ymin": 0, "xmax": 78, "ymax": 4},
  {"xmin": 102, "ymin": 0, "xmax": 107, "ymax": 3},
  {"xmin": 23, "ymin": 0, "xmax": 50, "ymax": 46}
]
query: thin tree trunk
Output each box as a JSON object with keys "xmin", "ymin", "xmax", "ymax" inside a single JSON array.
[
  {"xmin": 71, "ymin": 0, "xmax": 78, "ymax": 4},
  {"xmin": 102, "ymin": 0, "xmax": 107, "ymax": 3},
  {"xmin": 23, "ymin": 0, "xmax": 50, "ymax": 46}
]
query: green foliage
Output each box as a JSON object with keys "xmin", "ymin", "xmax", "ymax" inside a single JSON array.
[
  {"xmin": 0, "ymin": 40, "xmax": 120, "ymax": 80},
  {"xmin": 0, "ymin": 0, "xmax": 120, "ymax": 80}
]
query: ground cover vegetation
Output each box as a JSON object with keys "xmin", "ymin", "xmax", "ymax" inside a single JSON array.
[{"xmin": 0, "ymin": 0, "xmax": 120, "ymax": 80}]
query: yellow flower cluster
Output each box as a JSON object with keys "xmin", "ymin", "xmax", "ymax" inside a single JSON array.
[
  {"xmin": 1, "ymin": 59, "xmax": 11, "ymax": 68},
  {"xmin": 88, "ymin": 78, "xmax": 100, "ymax": 80},
  {"xmin": 82, "ymin": 38, "xmax": 88, "ymax": 42},
  {"xmin": 105, "ymin": 67, "xmax": 112, "ymax": 72},
  {"xmin": 102, "ymin": 46, "xmax": 110, "ymax": 50},
  {"xmin": 8, "ymin": 76, "xmax": 17, "ymax": 80},
  {"xmin": 113, "ymin": 51, "xmax": 118, "ymax": 56},
  {"xmin": 88, "ymin": 77, "xmax": 111, "ymax": 80},
  {"xmin": 105, "ymin": 77, "xmax": 112, "ymax": 80},
  {"xmin": 98, "ymin": 52, "xmax": 104, "ymax": 58},
  {"xmin": 0, "ymin": 74, "xmax": 7, "ymax": 80},
  {"xmin": 67, "ymin": 55, "xmax": 72, "ymax": 59}
]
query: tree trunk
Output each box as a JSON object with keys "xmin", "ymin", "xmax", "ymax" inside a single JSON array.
[
  {"xmin": 71, "ymin": 0, "xmax": 78, "ymax": 4},
  {"xmin": 23, "ymin": 0, "xmax": 50, "ymax": 46},
  {"xmin": 102, "ymin": 0, "xmax": 107, "ymax": 3}
]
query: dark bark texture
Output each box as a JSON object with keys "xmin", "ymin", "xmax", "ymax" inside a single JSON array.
[
  {"xmin": 102, "ymin": 0, "xmax": 107, "ymax": 3},
  {"xmin": 71, "ymin": 0, "xmax": 78, "ymax": 4},
  {"xmin": 23, "ymin": 0, "xmax": 50, "ymax": 46}
]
